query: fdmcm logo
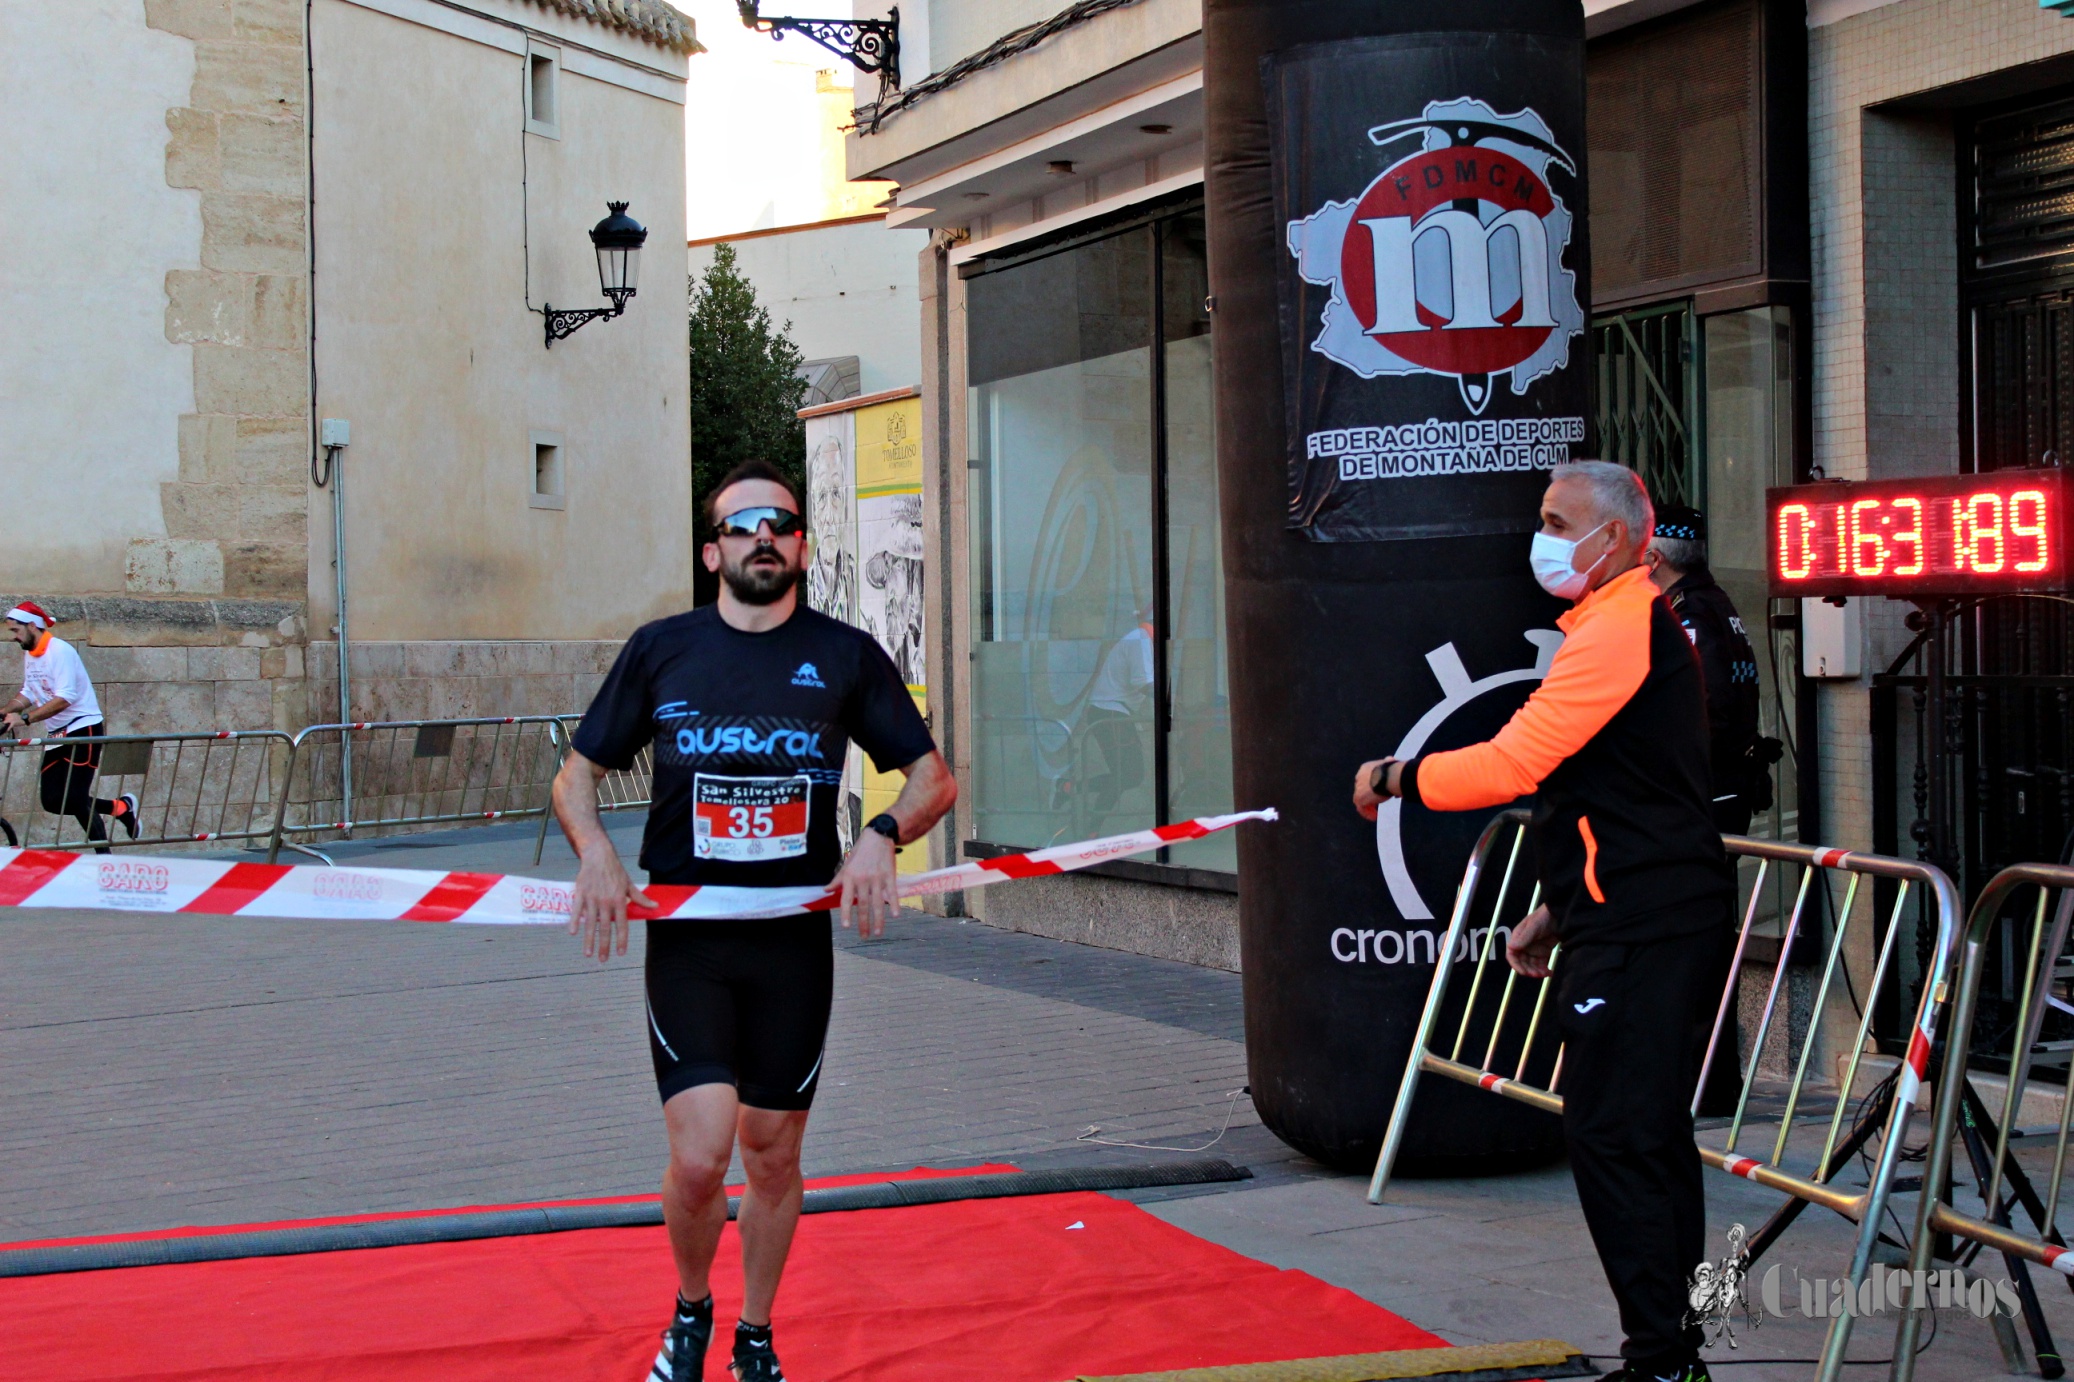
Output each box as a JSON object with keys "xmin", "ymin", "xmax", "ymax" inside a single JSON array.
[{"xmin": 1288, "ymin": 98, "xmax": 1585, "ymax": 415}]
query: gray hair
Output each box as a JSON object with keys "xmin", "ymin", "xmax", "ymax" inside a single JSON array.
[
  {"xmin": 1549, "ymin": 460, "xmax": 1654, "ymax": 543},
  {"xmin": 1649, "ymin": 533, "xmax": 1707, "ymax": 572}
]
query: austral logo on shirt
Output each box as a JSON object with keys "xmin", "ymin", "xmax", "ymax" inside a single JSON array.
[
  {"xmin": 790, "ymin": 662, "xmax": 825, "ymax": 688},
  {"xmin": 1286, "ymin": 98, "xmax": 1584, "ymax": 416},
  {"xmin": 664, "ymin": 715, "xmax": 828, "ymax": 766}
]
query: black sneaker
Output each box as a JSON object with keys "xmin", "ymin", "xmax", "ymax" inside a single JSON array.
[
  {"xmin": 117, "ymin": 793, "xmax": 139, "ymax": 839},
  {"xmin": 730, "ymin": 1321, "xmax": 786, "ymax": 1381},
  {"xmin": 649, "ymin": 1295, "xmax": 712, "ymax": 1382}
]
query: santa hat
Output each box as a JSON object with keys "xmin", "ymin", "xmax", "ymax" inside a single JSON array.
[{"xmin": 6, "ymin": 601, "xmax": 54, "ymax": 631}]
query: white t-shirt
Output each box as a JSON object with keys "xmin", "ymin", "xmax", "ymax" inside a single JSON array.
[
  {"xmin": 21, "ymin": 634, "xmax": 102, "ymax": 734},
  {"xmin": 1087, "ymin": 625, "xmax": 1154, "ymax": 714}
]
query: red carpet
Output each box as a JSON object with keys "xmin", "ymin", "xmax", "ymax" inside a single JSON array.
[{"xmin": 0, "ymin": 1174, "xmax": 1446, "ymax": 1381}]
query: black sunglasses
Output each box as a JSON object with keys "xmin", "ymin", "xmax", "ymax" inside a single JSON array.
[{"xmin": 714, "ymin": 505, "xmax": 805, "ymax": 538}]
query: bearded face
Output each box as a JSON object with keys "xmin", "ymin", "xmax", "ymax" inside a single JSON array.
[{"xmin": 719, "ymin": 535, "xmax": 805, "ymax": 606}]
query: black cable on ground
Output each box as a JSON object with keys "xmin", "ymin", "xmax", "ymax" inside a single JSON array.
[{"xmin": 0, "ymin": 1158, "xmax": 1250, "ymax": 1279}]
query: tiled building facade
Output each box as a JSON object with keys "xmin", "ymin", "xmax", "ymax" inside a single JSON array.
[{"xmin": 1808, "ymin": 0, "xmax": 2074, "ymax": 856}]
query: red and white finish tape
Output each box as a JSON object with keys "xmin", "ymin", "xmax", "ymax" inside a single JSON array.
[{"xmin": 0, "ymin": 810, "xmax": 1276, "ymax": 925}]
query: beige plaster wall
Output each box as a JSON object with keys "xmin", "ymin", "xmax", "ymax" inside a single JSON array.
[
  {"xmin": 926, "ymin": 0, "xmax": 1067, "ymax": 70},
  {"xmin": 310, "ymin": 0, "xmax": 693, "ymax": 644},
  {"xmin": 847, "ymin": 0, "xmax": 1199, "ymax": 180},
  {"xmin": 0, "ymin": 2, "xmax": 201, "ymax": 594}
]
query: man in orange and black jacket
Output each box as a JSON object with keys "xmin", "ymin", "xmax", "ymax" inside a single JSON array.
[{"xmin": 1355, "ymin": 461, "xmax": 1735, "ymax": 1382}]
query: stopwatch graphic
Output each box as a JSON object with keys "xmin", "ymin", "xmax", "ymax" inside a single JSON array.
[{"xmin": 1376, "ymin": 630, "xmax": 1564, "ymax": 920}]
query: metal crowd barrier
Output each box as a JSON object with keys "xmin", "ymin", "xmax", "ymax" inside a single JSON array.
[
  {"xmin": 0, "ymin": 715, "xmax": 654, "ymax": 866},
  {"xmin": 0, "ymin": 728, "xmax": 294, "ymax": 852},
  {"xmin": 1904, "ymin": 860, "xmax": 2074, "ymax": 1377},
  {"xmin": 1369, "ymin": 810, "xmax": 1964, "ymax": 1382},
  {"xmin": 264, "ymin": 717, "xmax": 567, "ymax": 862},
  {"xmin": 530, "ymin": 715, "xmax": 653, "ymax": 864}
]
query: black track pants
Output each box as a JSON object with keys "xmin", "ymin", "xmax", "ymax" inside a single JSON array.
[
  {"xmin": 39, "ymin": 722, "xmax": 115, "ymax": 843},
  {"xmin": 1555, "ymin": 929, "xmax": 1717, "ymax": 1368}
]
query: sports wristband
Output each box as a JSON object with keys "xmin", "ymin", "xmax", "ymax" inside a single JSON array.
[{"xmin": 865, "ymin": 813, "xmax": 900, "ymax": 843}]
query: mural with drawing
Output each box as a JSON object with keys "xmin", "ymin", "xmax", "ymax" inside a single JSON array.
[{"xmin": 801, "ymin": 393, "xmax": 927, "ymax": 866}]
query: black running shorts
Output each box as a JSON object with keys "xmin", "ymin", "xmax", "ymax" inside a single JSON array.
[{"xmin": 644, "ymin": 914, "xmax": 833, "ymax": 1110}]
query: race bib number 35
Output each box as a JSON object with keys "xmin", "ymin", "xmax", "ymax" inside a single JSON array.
[{"xmin": 693, "ymin": 773, "xmax": 811, "ymax": 861}]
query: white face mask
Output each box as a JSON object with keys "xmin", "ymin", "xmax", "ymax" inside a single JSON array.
[{"xmin": 1529, "ymin": 522, "xmax": 1610, "ymax": 600}]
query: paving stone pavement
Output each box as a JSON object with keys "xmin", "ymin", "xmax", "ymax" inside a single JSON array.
[
  {"xmin": 0, "ymin": 818, "xmax": 2043, "ymax": 1379},
  {"xmin": 0, "ymin": 818, "xmax": 1267, "ymax": 1239}
]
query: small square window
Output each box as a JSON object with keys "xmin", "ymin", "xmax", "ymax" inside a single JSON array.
[
  {"xmin": 526, "ymin": 46, "xmax": 560, "ymax": 139},
  {"xmin": 530, "ymin": 430, "xmax": 566, "ymax": 510}
]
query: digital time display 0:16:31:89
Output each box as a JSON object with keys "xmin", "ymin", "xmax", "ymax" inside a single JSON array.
[{"xmin": 1766, "ymin": 471, "xmax": 2069, "ymax": 598}]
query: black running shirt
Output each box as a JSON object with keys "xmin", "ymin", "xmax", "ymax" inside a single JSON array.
[{"xmin": 574, "ymin": 605, "xmax": 935, "ymax": 887}]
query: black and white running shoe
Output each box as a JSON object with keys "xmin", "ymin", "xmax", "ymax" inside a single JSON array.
[
  {"xmin": 117, "ymin": 793, "xmax": 139, "ymax": 839},
  {"xmin": 730, "ymin": 1321, "xmax": 786, "ymax": 1381},
  {"xmin": 649, "ymin": 1294, "xmax": 712, "ymax": 1382}
]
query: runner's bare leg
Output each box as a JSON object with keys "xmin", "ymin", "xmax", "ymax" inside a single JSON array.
[
  {"xmin": 662, "ymin": 1085, "xmax": 741, "ymax": 1301},
  {"xmin": 661, "ymin": 1086, "xmax": 810, "ymax": 1324},
  {"xmin": 736, "ymin": 1105, "xmax": 809, "ymax": 1325}
]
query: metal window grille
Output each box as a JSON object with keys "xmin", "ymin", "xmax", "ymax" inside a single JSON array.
[{"xmin": 1592, "ymin": 302, "xmax": 1699, "ymax": 508}]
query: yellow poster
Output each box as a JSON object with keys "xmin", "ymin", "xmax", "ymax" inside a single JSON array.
[{"xmin": 855, "ymin": 397, "xmax": 923, "ymax": 497}]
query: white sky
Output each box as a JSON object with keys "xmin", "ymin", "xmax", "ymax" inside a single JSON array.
[{"xmin": 679, "ymin": 1, "xmax": 868, "ymax": 241}]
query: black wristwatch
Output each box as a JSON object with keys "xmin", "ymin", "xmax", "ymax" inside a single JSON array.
[
  {"xmin": 865, "ymin": 813, "xmax": 900, "ymax": 843},
  {"xmin": 1370, "ymin": 760, "xmax": 1399, "ymax": 798}
]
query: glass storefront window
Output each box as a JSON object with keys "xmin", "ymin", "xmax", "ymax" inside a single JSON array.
[
  {"xmin": 1702, "ymin": 304, "xmax": 1798, "ymax": 843},
  {"xmin": 1159, "ymin": 215, "xmax": 1233, "ymax": 870},
  {"xmin": 967, "ymin": 207, "xmax": 1234, "ymax": 868}
]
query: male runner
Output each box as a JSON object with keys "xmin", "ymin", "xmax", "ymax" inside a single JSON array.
[
  {"xmin": 1, "ymin": 601, "xmax": 137, "ymax": 852},
  {"xmin": 556, "ymin": 459, "xmax": 955, "ymax": 1382}
]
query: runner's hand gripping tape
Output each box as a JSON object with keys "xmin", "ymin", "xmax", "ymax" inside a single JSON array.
[{"xmin": 0, "ymin": 810, "xmax": 1277, "ymax": 924}]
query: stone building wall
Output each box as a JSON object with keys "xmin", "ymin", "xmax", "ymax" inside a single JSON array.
[
  {"xmin": 143, "ymin": 0, "xmax": 312, "ymax": 611},
  {"xmin": 7, "ymin": 0, "xmax": 694, "ymax": 775},
  {"xmin": 305, "ymin": 640, "xmax": 620, "ymax": 724},
  {"xmin": 0, "ymin": 596, "xmax": 305, "ymax": 736},
  {"xmin": 968, "ymin": 870, "xmax": 1242, "ymax": 973}
]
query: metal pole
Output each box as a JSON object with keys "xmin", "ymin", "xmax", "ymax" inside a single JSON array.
[
  {"xmin": 1148, "ymin": 218, "xmax": 1172, "ymax": 858},
  {"xmin": 331, "ymin": 444, "xmax": 353, "ymax": 836},
  {"xmin": 1369, "ymin": 811, "xmax": 1524, "ymax": 1203},
  {"xmin": 1925, "ymin": 600, "xmax": 1951, "ymax": 878}
]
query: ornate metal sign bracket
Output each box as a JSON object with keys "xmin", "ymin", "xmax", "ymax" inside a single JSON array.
[{"xmin": 737, "ymin": 3, "xmax": 899, "ymax": 100}]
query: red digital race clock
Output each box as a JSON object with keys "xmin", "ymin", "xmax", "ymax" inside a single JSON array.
[{"xmin": 1766, "ymin": 471, "xmax": 2070, "ymax": 598}]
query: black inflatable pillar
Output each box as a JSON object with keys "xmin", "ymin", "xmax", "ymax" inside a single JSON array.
[{"xmin": 1206, "ymin": 0, "xmax": 1592, "ymax": 1172}]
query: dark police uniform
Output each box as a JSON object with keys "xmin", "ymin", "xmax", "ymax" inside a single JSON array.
[{"xmin": 1653, "ymin": 506, "xmax": 1768, "ymax": 835}]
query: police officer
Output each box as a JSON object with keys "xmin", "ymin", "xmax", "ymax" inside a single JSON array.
[
  {"xmin": 1642, "ymin": 506, "xmax": 1769, "ymax": 835},
  {"xmin": 1643, "ymin": 506, "xmax": 1772, "ymax": 1117}
]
